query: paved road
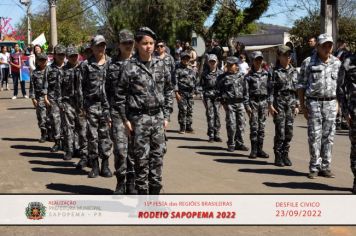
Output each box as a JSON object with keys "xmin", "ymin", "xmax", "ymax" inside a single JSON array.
[{"xmin": 0, "ymin": 85, "xmax": 355, "ymax": 235}]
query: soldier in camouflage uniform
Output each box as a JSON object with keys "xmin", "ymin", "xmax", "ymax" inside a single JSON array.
[
  {"xmin": 337, "ymin": 52, "xmax": 356, "ymax": 193},
  {"xmin": 174, "ymin": 51, "xmax": 198, "ymax": 134},
  {"xmin": 79, "ymin": 35, "xmax": 112, "ymax": 178},
  {"xmin": 58, "ymin": 46, "xmax": 88, "ymax": 163},
  {"xmin": 201, "ymin": 54, "xmax": 224, "ymax": 142},
  {"xmin": 216, "ymin": 56, "xmax": 249, "ymax": 152},
  {"xmin": 117, "ymin": 27, "xmax": 173, "ymax": 194},
  {"xmin": 106, "ymin": 29, "xmax": 136, "ymax": 194},
  {"xmin": 44, "ymin": 44, "xmax": 66, "ymax": 153},
  {"xmin": 298, "ymin": 34, "xmax": 341, "ymax": 179},
  {"xmin": 244, "ymin": 51, "xmax": 270, "ymax": 159},
  {"xmin": 29, "ymin": 53, "xmax": 49, "ymax": 143},
  {"xmin": 268, "ymin": 45, "xmax": 299, "ymax": 167}
]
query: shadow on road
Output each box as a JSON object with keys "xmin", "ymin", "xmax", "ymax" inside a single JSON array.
[
  {"xmin": 29, "ymin": 160, "xmax": 76, "ymax": 167},
  {"xmin": 32, "ymin": 167, "xmax": 88, "ymax": 176},
  {"xmin": 297, "ymin": 126, "xmax": 307, "ymax": 129},
  {"xmin": 2, "ymin": 137, "xmax": 39, "ymax": 142},
  {"xmin": 46, "ymin": 183, "xmax": 113, "ymax": 194},
  {"xmin": 7, "ymin": 107, "xmax": 35, "ymax": 110},
  {"xmin": 20, "ymin": 151, "xmax": 63, "ymax": 159},
  {"xmin": 239, "ymin": 168, "xmax": 307, "ymax": 177},
  {"xmin": 263, "ymin": 181, "xmax": 351, "ymax": 192},
  {"xmin": 167, "ymin": 136, "xmax": 206, "ymax": 142},
  {"xmin": 11, "ymin": 144, "xmax": 51, "ymax": 152},
  {"xmin": 214, "ymin": 158, "xmax": 270, "ymax": 165},
  {"xmin": 166, "ymin": 129, "xmax": 180, "ymax": 133},
  {"xmin": 178, "ymin": 145, "xmax": 226, "ymax": 151},
  {"xmin": 197, "ymin": 151, "xmax": 250, "ymax": 158}
]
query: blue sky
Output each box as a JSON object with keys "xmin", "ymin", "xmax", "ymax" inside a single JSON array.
[{"xmin": 1, "ymin": 0, "xmax": 308, "ymax": 33}]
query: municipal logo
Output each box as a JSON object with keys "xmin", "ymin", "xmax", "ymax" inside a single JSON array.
[{"xmin": 25, "ymin": 202, "xmax": 46, "ymax": 220}]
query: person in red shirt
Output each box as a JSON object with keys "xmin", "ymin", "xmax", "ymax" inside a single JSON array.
[{"xmin": 10, "ymin": 43, "xmax": 27, "ymax": 99}]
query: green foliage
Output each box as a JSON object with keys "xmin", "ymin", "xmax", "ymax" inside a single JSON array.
[{"xmin": 16, "ymin": 0, "xmax": 97, "ymax": 46}]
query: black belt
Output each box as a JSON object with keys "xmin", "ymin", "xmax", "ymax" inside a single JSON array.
[
  {"xmin": 250, "ymin": 95, "xmax": 267, "ymax": 101},
  {"xmin": 277, "ymin": 90, "xmax": 296, "ymax": 96},
  {"xmin": 307, "ymin": 97, "xmax": 336, "ymax": 101},
  {"xmin": 225, "ymin": 98, "xmax": 244, "ymax": 103},
  {"xmin": 130, "ymin": 107, "xmax": 162, "ymax": 116}
]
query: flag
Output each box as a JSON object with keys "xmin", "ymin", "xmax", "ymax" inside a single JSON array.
[{"xmin": 32, "ymin": 33, "xmax": 47, "ymax": 46}]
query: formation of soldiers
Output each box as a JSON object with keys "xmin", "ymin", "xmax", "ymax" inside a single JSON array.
[{"xmin": 28, "ymin": 29, "xmax": 356, "ymax": 194}]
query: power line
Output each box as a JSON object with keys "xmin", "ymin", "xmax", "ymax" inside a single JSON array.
[{"xmin": 58, "ymin": 0, "xmax": 101, "ymax": 22}]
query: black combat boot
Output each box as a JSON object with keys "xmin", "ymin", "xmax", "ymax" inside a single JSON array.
[
  {"xmin": 257, "ymin": 141, "xmax": 269, "ymax": 158},
  {"xmin": 214, "ymin": 132, "xmax": 222, "ymax": 142},
  {"xmin": 249, "ymin": 141, "xmax": 258, "ymax": 159},
  {"xmin": 149, "ymin": 185, "xmax": 162, "ymax": 195},
  {"xmin": 179, "ymin": 124, "xmax": 185, "ymax": 134},
  {"xmin": 352, "ymin": 178, "xmax": 356, "ymax": 194},
  {"xmin": 283, "ymin": 151, "xmax": 292, "ymax": 166},
  {"xmin": 126, "ymin": 173, "xmax": 137, "ymax": 194},
  {"xmin": 274, "ymin": 151, "xmax": 284, "ymax": 167},
  {"xmin": 137, "ymin": 188, "xmax": 149, "ymax": 195},
  {"xmin": 235, "ymin": 143, "xmax": 249, "ymax": 151},
  {"xmin": 88, "ymin": 159, "xmax": 99, "ymax": 178},
  {"xmin": 39, "ymin": 130, "xmax": 46, "ymax": 143},
  {"xmin": 113, "ymin": 175, "xmax": 126, "ymax": 195},
  {"xmin": 100, "ymin": 158, "xmax": 113, "ymax": 177},
  {"xmin": 76, "ymin": 157, "xmax": 88, "ymax": 170},
  {"xmin": 63, "ymin": 151, "xmax": 73, "ymax": 161},
  {"xmin": 185, "ymin": 125, "xmax": 195, "ymax": 134},
  {"xmin": 50, "ymin": 139, "xmax": 61, "ymax": 152}
]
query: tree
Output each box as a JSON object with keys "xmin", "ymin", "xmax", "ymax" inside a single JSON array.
[{"xmin": 16, "ymin": 0, "xmax": 98, "ymax": 46}]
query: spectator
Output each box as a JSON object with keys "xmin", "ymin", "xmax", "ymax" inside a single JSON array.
[
  {"xmin": 183, "ymin": 42, "xmax": 197, "ymax": 70},
  {"xmin": 174, "ymin": 40, "xmax": 183, "ymax": 61},
  {"xmin": 29, "ymin": 44, "xmax": 43, "ymax": 74},
  {"xmin": 10, "ymin": 43, "xmax": 27, "ymax": 99},
  {"xmin": 285, "ymin": 42, "xmax": 298, "ymax": 67},
  {"xmin": 0, "ymin": 46, "xmax": 10, "ymax": 91},
  {"xmin": 334, "ymin": 39, "xmax": 351, "ymax": 62},
  {"xmin": 308, "ymin": 36, "xmax": 317, "ymax": 55},
  {"xmin": 238, "ymin": 53, "xmax": 250, "ymax": 75}
]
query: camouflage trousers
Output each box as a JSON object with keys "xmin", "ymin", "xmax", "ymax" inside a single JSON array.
[
  {"xmin": 273, "ymin": 97, "xmax": 296, "ymax": 156},
  {"xmin": 224, "ymin": 102, "xmax": 246, "ymax": 148},
  {"xmin": 34, "ymin": 97, "xmax": 48, "ymax": 133},
  {"xmin": 203, "ymin": 96, "xmax": 221, "ymax": 138},
  {"xmin": 48, "ymin": 99, "xmax": 62, "ymax": 141},
  {"xmin": 86, "ymin": 103, "xmax": 112, "ymax": 160},
  {"xmin": 249, "ymin": 98, "xmax": 268, "ymax": 145},
  {"xmin": 63, "ymin": 102, "xmax": 88, "ymax": 157},
  {"xmin": 348, "ymin": 102, "xmax": 356, "ymax": 177},
  {"xmin": 111, "ymin": 110, "xmax": 135, "ymax": 184},
  {"xmin": 178, "ymin": 95, "xmax": 194, "ymax": 129},
  {"xmin": 306, "ymin": 99, "xmax": 337, "ymax": 172},
  {"xmin": 129, "ymin": 111, "xmax": 166, "ymax": 192}
]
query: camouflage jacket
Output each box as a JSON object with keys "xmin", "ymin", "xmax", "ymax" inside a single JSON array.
[
  {"xmin": 337, "ymin": 54, "xmax": 356, "ymax": 117},
  {"xmin": 43, "ymin": 62, "xmax": 64, "ymax": 101},
  {"xmin": 29, "ymin": 67, "xmax": 47, "ymax": 99},
  {"xmin": 268, "ymin": 65, "xmax": 299, "ymax": 105},
  {"xmin": 106, "ymin": 56, "xmax": 129, "ymax": 112},
  {"xmin": 216, "ymin": 71, "xmax": 247, "ymax": 103},
  {"xmin": 116, "ymin": 55, "xmax": 173, "ymax": 121},
  {"xmin": 79, "ymin": 56, "xmax": 111, "ymax": 118},
  {"xmin": 174, "ymin": 63, "xmax": 197, "ymax": 96},
  {"xmin": 200, "ymin": 68, "xmax": 223, "ymax": 98},
  {"xmin": 297, "ymin": 53, "xmax": 341, "ymax": 98},
  {"xmin": 58, "ymin": 62, "xmax": 81, "ymax": 108}
]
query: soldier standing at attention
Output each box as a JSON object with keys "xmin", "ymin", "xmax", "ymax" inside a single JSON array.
[
  {"xmin": 217, "ymin": 56, "xmax": 249, "ymax": 152},
  {"xmin": 268, "ymin": 45, "xmax": 299, "ymax": 167},
  {"xmin": 79, "ymin": 35, "xmax": 113, "ymax": 178},
  {"xmin": 174, "ymin": 52, "xmax": 198, "ymax": 134},
  {"xmin": 244, "ymin": 51, "xmax": 270, "ymax": 159},
  {"xmin": 298, "ymin": 34, "xmax": 341, "ymax": 179},
  {"xmin": 58, "ymin": 46, "xmax": 87, "ymax": 162},
  {"xmin": 106, "ymin": 29, "xmax": 136, "ymax": 194},
  {"xmin": 29, "ymin": 53, "xmax": 49, "ymax": 143},
  {"xmin": 338, "ymin": 52, "xmax": 356, "ymax": 193},
  {"xmin": 44, "ymin": 44, "xmax": 66, "ymax": 153},
  {"xmin": 117, "ymin": 27, "xmax": 173, "ymax": 194},
  {"xmin": 201, "ymin": 54, "xmax": 223, "ymax": 142}
]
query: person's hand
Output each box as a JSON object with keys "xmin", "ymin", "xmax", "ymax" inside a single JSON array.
[
  {"xmin": 107, "ymin": 118, "xmax": 112, "ymax": 129},
  {"xmin": 164, "ymin": 119, "xmax": 169, "ymax": 129},
  {"xmin": 32, "ymin": 99, "xmax": 37, "ymax": 108},
  {"xmin": 347, "ymin": 114, "xmax": 352, "ymax": 126},
  {"xmin": 125, "ymin": 120, "xmax": 133, "ymax": 135},
  {"xmin": 268, "ymin": 105, "xmax": 278, "ymax": 117},
  {"xmin": 44, "ymin": 99, "xmax": 51, "ymax": 107},
  {"xmin": 176, "ymin": 93, "xmax": 182, "ymax": 102},
  {"xmin": 294, "ymin": 107, "xmax": 299, "ymax": 116}
]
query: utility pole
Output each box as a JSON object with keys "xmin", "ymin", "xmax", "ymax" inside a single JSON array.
[
  {"xmin": 48, "ymin": 0, "xmax": 58, "ymax": 48},
  {"xmin": 320, "ymin": 0, "xmax": 338, "ymax": 42},
  {"xmin": 20, "ymin": 0, "xmax": 32, "ymax": 45}
]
